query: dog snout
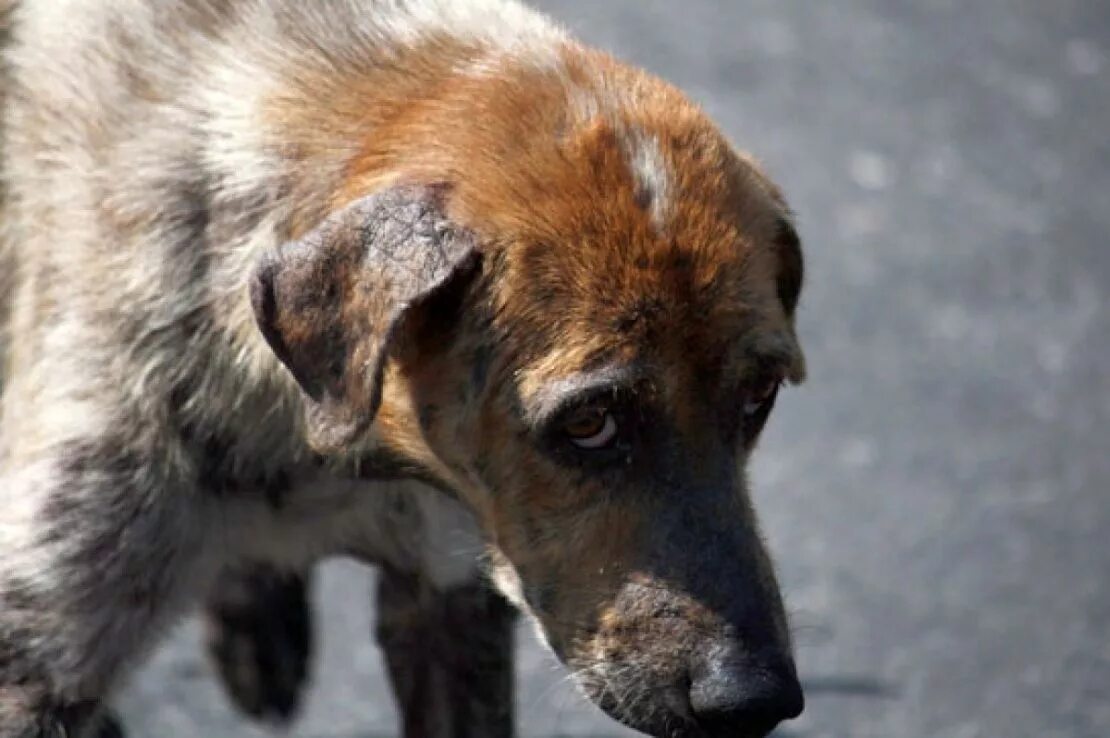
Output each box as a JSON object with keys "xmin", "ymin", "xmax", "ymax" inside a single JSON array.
[
  {"xmin": 582, "ymin": 577, "xmax": 804, "ymax": 738},
  {"xmin": 687, "ymin": 647, "xmax": 804, "ymax": 736}
]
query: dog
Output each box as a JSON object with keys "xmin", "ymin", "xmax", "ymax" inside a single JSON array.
[{"xmin": 0, "ymin": 1, "xmax": 808, "ymax": 736}]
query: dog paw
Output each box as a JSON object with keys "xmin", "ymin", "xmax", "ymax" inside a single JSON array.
[
  {"xmin": 89, "ymin": 711, "xmax": 125, "ymax": 738},
  {"xmin": 202, "ymin": 565, "xmax": 313, "ymax": 724}
]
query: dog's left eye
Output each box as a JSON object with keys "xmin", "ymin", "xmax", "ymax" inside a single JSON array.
[
  {"xmin": 563, "ymin": 407, "xmax": 618, "ymax": 449},
  {"xmin": 743, "ymin": 376, "xmax": 781, "ymax": 417}
]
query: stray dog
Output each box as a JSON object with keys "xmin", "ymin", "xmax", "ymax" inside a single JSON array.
[{"xmin": 0, "ymin": 1, "xmax": 808, "ymax": 736}]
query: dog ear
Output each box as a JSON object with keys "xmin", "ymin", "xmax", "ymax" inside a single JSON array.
[
  {"xmin": 251, "ymin": 184, "xmax": 479, "ymax": 452},
  {"xmin": 772, "ymin": 215, "xmax": 807, "ymax": 384},
  {"xmin": 772, "ymin": 216, "xmax": 803, "ymax": 319}
]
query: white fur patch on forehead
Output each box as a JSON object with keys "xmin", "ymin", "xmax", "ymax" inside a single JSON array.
[
  {"xmin": 623, "ymin": 129, "xmax": 673, "ymax": 231},
  {"xmin": 564, "ymin": 75, "xmax": 676, "ymax": 232}
]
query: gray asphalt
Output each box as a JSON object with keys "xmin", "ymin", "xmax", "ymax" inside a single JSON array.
[{"xmin": 117, "ymin": 2, "xmax": 1110, "ymax": 737}]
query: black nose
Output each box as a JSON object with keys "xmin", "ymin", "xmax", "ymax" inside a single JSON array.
[{"xmin": 688, "ymin": 652, "xmax": 804, "ymax": 735}]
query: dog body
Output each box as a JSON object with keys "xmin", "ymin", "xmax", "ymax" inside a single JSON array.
[
  {"xmin": 2, "ymin": 3, "xmax": 505, "ymax": 731},
  {"xmin": 0, "ymin": 2, "xmax": 807, "ymax": 736}
]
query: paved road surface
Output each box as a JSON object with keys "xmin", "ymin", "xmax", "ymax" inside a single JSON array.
[{"xmin": 118, "ymin": 2, "xmax": 1110, "ymax": 737}]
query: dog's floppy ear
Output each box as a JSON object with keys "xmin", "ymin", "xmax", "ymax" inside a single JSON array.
[
  {"xmin": 772, "ymin": 214, "xmax": 807, "ymax": 384},
  {"xmin": 251, "ymin": 184, "xmax": 479, "ymax": 452}
]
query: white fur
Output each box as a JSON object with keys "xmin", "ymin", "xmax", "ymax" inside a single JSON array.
[{"xmin": 624, "ymin": 130, "xmax": 674, "ymax": 231}]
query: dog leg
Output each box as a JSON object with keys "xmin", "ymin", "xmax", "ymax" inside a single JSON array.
[
  {"xmin": 376, "ymin": 566, "xmax": 517, "ymax": 738},
  {"xmin": 89, "ymin": 711, "xmax": 125, "ymax": 738},
  {"xmin": 203, "ymin": 564, "xmax": 313, "ymax": 724},
  {"xmin": 0, "ymin": 431, "xmax": 207, "ymax": 738}
]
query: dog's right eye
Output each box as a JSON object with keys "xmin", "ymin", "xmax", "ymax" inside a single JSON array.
[{"xmin": 563, "ymin": 407, "xmax": 618, "ymax": 449}]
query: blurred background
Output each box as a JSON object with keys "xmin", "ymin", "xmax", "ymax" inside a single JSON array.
[{"xmin": 118, "ymin": 1, "xmax": 1109, "ymax": 737}]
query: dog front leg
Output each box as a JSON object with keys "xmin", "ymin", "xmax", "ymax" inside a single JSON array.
[
  {"xmin": 0, "ymin": 436, "xmax": 208, "ymax": 738},
  {"xmin": 203, "ymin": 563, "xmax": 314, "ymax": 724},
  {"xmin": 375, "ymin": 567, "xmax": 517, "ymax": 738}
]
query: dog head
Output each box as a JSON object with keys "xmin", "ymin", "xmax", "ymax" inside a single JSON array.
[{"xmin": 253, "ymin": 51, "xmax": 806, "ymax": 738}]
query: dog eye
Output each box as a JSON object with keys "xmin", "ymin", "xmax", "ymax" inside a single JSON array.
[
  {"xmin": 563, "ymin": 407, "xmax": 618, "ymax": 449},
  {"xmin": 742, "ymin": 376, "xmax": 781, "ymax": 417}
]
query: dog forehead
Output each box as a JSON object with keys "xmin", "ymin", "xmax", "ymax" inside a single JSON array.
[
  {"xmin": 469, "ymin": 113, "xmax": 780, "ymax": 249},
  {"xmin": 480, "ymin": 122, "xmax": 786, "ymax": 365},
  {"xmin": 423, "ymin": 52, "xmax": 794, "ymax": 382},
  {"xmin": 432, "ymin": 51, "xmax": 785, "ymax": 254}
]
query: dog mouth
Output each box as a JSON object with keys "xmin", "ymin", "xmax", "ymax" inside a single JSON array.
[
  {"xmin": 570, "ymin": 664, "xmax": 790, "ymax": 738},
  {"xmin": 575, "ymin": 673, "xmax": 694, "ymax": 738},
  {"xmin": 568, "ymin": 670, "xmax": 741, "ymax": 736}
]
